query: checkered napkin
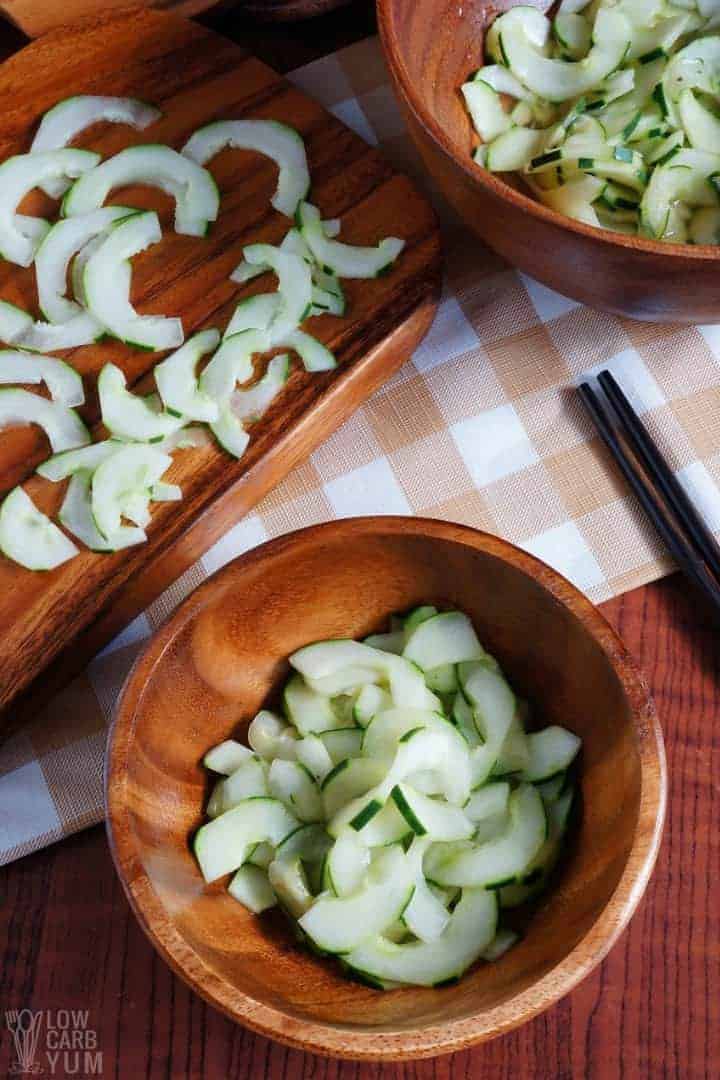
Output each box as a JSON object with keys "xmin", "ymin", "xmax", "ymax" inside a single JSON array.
[{"xmin": 3, "ymin": 35, "xmax": 720, "ymax": 867}]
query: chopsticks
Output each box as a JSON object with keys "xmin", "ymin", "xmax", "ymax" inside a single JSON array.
[{"xmin": 578, "ymin": 370, "xmax": 720, "ymax": 615}]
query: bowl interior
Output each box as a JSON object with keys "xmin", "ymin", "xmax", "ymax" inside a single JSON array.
[{"xmin": 108, "ymin": 520, "xmax": 661, "ymax": 1056}]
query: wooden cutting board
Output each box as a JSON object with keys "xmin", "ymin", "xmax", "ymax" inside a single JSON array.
[{"xmin": 0, "ymin": 6, "xmax": 441, "ymax": 729}]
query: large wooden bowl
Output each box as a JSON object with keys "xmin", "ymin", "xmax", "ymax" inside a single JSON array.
[
  {"xmin": 106, "ymin": 517, "xmax": 666, "ymax": 1060},
  {"xmin": 377, "ymin": 0, "xmax": 720, "ymax": 323}
]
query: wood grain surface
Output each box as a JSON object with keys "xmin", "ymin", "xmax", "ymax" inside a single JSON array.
[
  {"xmin": 1, "ymin": 574, "xmax": 717, "ymax": 1077},
  {"xmin": 0, "ymin": 7, "xmax": 716, "ymax": 1078},
  {"xmin": 0, "ymin": 6, "xmax": 440, "ymax": 725},
  {"xmin": 0, "ymin": 0, "xmax": 219, "ymax": 39}
]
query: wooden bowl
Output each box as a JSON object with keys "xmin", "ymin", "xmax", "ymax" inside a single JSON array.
[
  {"xmin": 106, "ymin": 517, "xmax": 666, "ymax": 1060},
  {"xmin": 377, "ymin": 0, "xmax": 720, "ymax": 323}
]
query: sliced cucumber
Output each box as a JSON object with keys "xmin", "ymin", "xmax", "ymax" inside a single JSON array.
[
  {"xmin": 318, "ymin": 727, "xmax": 363, "ymax": 763},
  {"xmin": 431, "ymin": 783, "xmax": 547, "ymax": 888},
  {"xmin": 59, "ymin": 471, "xmax": 144, "ymax": 553},
  {"xmin": 325, "ymin": 827, "xmax": 370, "ymax": 896},
  {"xmin": 90, "ymin": 443, "xmax": 171, "ymax": 542},
  {"xmin": 199, "ymin": 329, "xmax": 267, "ymax": 405},
  {"xmin": 554, "ymin": 12, "xmax": 591, "ymax": 60},
  {"xmin": 424, "ymin": 662, "xmax": 459, "ymax": 695},
  {"xmin": 231, "ymin": 354, "xmax": 290, "ymax": 423},
  {"xmin": 493, "ymin": 709, "xmax": 530, "ymax": 775},
  {"xmin": 268, "ymin": 855, "xmax": 314, "ymax": 917},
  {"xmin": 400, "ymin": 837, "xmax": 450, "ymax": 943},
  {"xmin": 31, "ymin": 95, "xmax": 161, "ymax": 197},
  {"xmin": 403, "ymin": 610, "xmax": 484, "ymax": 671},
  {"xmin": 98, "ymin": 363, "xmax": 186, "ymax": 440},
  {"xmin": 474, "ymin": 63, "xmax": 534, "ymax": 101},
  {"xmin": 0, "ymin": 486, "xmax": 78, "ymax": 570},
  {"xmin": 464, "ymin": 781, "xmax": 510, "ymax": 823},
  {"xmin": 84, "ymin": 212, "xmax": 184, "ymax": 350},
  {"xmin": 295, "ymin": 734, "xmax": 334, "ymax": 782},
  {"xmin": 461, "ymin": 80, "xmax": 512, "ymax": 143},
  {"xmin": 0, "ymin": 386, "xmax": 89, "ymax": 452},
  {"xmin": 363, "ymin": 630, "xmax": 405, "ymax": 654},
  {"xmin": 297, "ymin": 201, "xmax": 404, "ymax": 278},
  {"xmin": 194, "ymin": 796, "xmax": 298, "ymax": 882},
  {"xmin": 486, "ymin": 127, "xmax": 544, "ymax": 171},
  {"xmin": 207, "ymin": 755, "xmax": 268, "ymax": 817},
  {"xmin": 521, "ymin": 724, "xmax": 582, "ymax": 781},
  {"xmin": 248, "ymin": 710, "xmax": 298, "ymax": 761},
  {"xmin": 481, "ymin": 927, "xmax": 520, "ymax": 961},
  {"xmin": 0, "ymin": 349, "xmax": 84, "ymax": 407},
  {"xmin": 36, "ymin": 439, "xmax": 119, "ymax": 482},
  {"xmin": 224, "ymin": 294, "xmax": 280, "ymax": 338},
  {"xmin": 640, "ymin": 149, "xmax": 719, "ymax": 237},
  {"xmin": 63, "ymin": 144, "xmax": 219, "ymax": 236},
  {"xmin": 203, "ymin": 739, "xmax": 254, "ymax": 774},
  {"xmin": 228, "ymin": 864, "xmax": 276, "ymax": 913},
  {"xmin": 283, "ymin": 671, "xmax": 340, "ymax": 735},
  {"xmin": 281, "ymin": 329, "xmax": 336, "ymax": 373},
  {"xmin": 0, "ymin": 149, "xmax": 99, "ymax": 266},
  {"xmin": 242, "ymin": 244, "xmax": 312, "ymax": 340},
  {"xmin": 679, "ymin": 88, "xmax": 720, "ymax": 153},
  {"xmin": 182, "ymin": 119, "xmax": 310, "ymax": 217},
  {"xmin": 390, "ymin": 783, "xmax": 474, "ymax": 840},
  {"xmin": 346, "ymin": 886, "xmax": 497, "ymax": 987},
  {"xmin": 321, "ymin": 757, "xmax": 387, "ymax": 818},
  {"xmin": 499, "ymin": 787, "xmax": 575, "ymax": 908},
  {"xmin": 154, "ymin": 329, "xmax": 221, "ymax": 423},
  {"xmin": 268, "ymin": 759, "xmax": 323, "ymax": 822}
]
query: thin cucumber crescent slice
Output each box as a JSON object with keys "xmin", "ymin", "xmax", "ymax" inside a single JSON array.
[
  {"xmin": 59, "ymin": 471, "xmax": 144, "ymax": 553},
  {"xmin": 228, "ymin": 864, "xmax": 277, "ymax": 913},
  {"xmin": 0, "ymin": 486, "xmax": 78, "ymax": 570},
  {"xmin": 223, "ymin": 294, "xmax": 280, "ymax": 338},
  {"xmin": 182, "ymin": 119, "xmax": 310, "ymax": 217},
  {"xmin": 297, "ymin": 202, "xmax": 404, "ymax": 278},
  {"xmin": 154, "ymin": 329, "xmax": 221, "ymax": 423},
  {"xmin": 242, "ymin": 244, "xmax": 312, "ymax": 340},
  {"xmin": 206, "ymin": 756, "xmax": 269, "ymax": 816},
  {"xmin": 403, "ymin": 610, "xmax": 484, "ymax": 670},
  {"xmin": 36, "ymin": 439, "xmax": 122, "ymax": 482},
  {"xmin": 98, "ymin": 363, "xmax": 186, "ymax": 441},
  {"xmin": 0, "ymin": 387, "xmax": 90, "ymax": 452},
  {"xmin": 63, "ymin": 144, "xmax": 219, "ymax": 237},
  {"xmin": 90, "ymin": 443, "xmax": 171, "ymax": 542},
  {"xmin": 84, "ymin": 213, "xmax": 184, "ymax": 350},
  {"xmin": 461, "ymin": 80, "xmax": 512, "ymax": 143},
  {"xmin": 35, "ymin": 206, "xmax": 137, "ymax": 324},
  {"xmin": 199, "ymin": 329, "xmax": 268, "ymax": 404},
  {"xmin": 31, "ymin": 96, "xmax": 162, "ymax": 197},
  {"xmin": 194, "ymin": 797, "xmax": 299, "ymax": 882},
  {"xmin": 231, "ymin": 354, "xmax": 290, "ymax": 423},
  {"xmin": 268, "ymin": 759, "xmax": 323, "ymax": 823},
  {"xmin": 0, "ymin": 149, "xmax": 100, "ymax": 266},
  {"xmin": 0, "ymin": 349, "xmax": 84, "ymax": 406},
  {"xmin": 203, "ymin": 739, "xmax": 254, "ymax": 774},
  {"xmin": 248, "ymin": 710, "xmax": 299, "ymax": 761},
  {"xmin": 346, "ymin": 886, "xmax": 498, "ymax": 987},
  {"xmin": 521, "ymin": 725, "xmax": 582, "ymax": 782}
]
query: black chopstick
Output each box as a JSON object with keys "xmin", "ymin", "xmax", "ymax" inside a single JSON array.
[
  {"xmin": 577, "ymin": 380, "xmax": 720, "ymax": 615},
  {"xmin": 597, "ymin": 369, "xmax": 720, "ymax": 582}
]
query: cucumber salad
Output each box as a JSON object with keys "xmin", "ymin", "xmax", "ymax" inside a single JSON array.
[
  {"xmin": 194, "ymin": 606, "xmax": 581, "ymax": 989},
  {"xmin": 463, "ymin": 0, "xmax": 720, "ymax": 242},
  {"xmin": 0, "ymin": 96, "xmax": 404, "ymax": 571}
]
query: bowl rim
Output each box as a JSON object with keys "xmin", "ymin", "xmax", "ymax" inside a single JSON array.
[
  {"xmin": 376, "ymin": 0, "xmax": 720, "ymax": 264},
  {"xmin": 106, "ymin": 515, "xmax": 667, "ymax": 1061}
]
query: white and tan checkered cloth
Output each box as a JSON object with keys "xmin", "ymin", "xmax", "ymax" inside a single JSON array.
[{"xmin": 3, "ymin": 36, "xmax": 720, "ymax": 866}]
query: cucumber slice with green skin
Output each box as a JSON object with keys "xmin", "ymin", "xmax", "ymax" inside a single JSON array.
[
  {"xmin": 182, "ymin": 119, "xmax": 310, "ymax": 217},
  {"xmin": 521, "ymin": 725, "xmax": 582, "ymax": 781},
  {"xmin": 0, "ymin": 300, "xmax": 34, "ymax": 345},
  {"xmin": 464, "ymin": 781, "xmax": 510, "ymax": 823},
  {"xmin": 91, "ymin": 443, "xmax": 171, "ymax": 541},
  {"xmin": 403, "ymin": 611, "xmax": 484, "ymax": 671},
  {"xmin": 461, "ymin": 662, "xmax": 516, "ymax": 742},
  {"xmin": 538, "ymin": 175, "xmax": 603, "ymax": 225},
  {"xmin": 493, "ymin": 709, "xmax": 531, "ymax": 775},
  {"xmin": 36, "ymin": 439, "xmax": 121, "ymax": 482},
  {"xmin": 210, "ymin": 406, "xmax": 249, "ymax": 459},
  {"xmin": 63, "ymin": 144, "xmax": 219, "ymax": 236},
  {"xmin": 327, "ymin": 788, "xmax": 410, "ymax": 843},
  {"xmin": 499, "ymin": 786, "xmax": 575, "ymax": 907},
  {"xmin": 275, "ymin": 822, "xmax": 332, "ymax": 864},
  {"xmin": 0, "ymin": 387, "xmax": 90, "ymax": 453},
  {"xmin": 248, "ymin": 710, "xmax": 299, "ymax": 761},
  {"xmin": 31, "ymin": 96, "xmax": 162, "ymax": 198},
  {"xmin": 318, "ymin": 727, "xmax": 363, "ymax": 763},
  {"xmin": 154, "ymin": 330, "xmax": 221, "ymax": 423},
  {"xmin": 640, "ymin": 148, "xmax": 720, "ymax": 237},
  {"xmin": 321, "ymin": 757, "xmax": 388, "ymax": 818},
  {"xmin": 346, "ymin": 886, "xmax": 498, "ymax": 987},
  {"xmin": 297, "ymin": 201, "xmax": 404, "ymax": 278},
  {"xmin": 403, "ymin": 605, "xmax": 437, "ymax": 634},
  {"xmin": 363, "ymin": 630, "xmax": 405, "ymax": 654},
  {"xmin": 481, "ymin": 927, "xmax": 520, "ymax": 961},
  {"xmin": 461, "ymin": 80, "xmax": 512, "ymax": 143},
  {"xmin": 203, "ymin": 739, "xmax": 254, "ymax": 774},
  {"xmin": 194, "ymin": 796, "xmax": 299, "ymax": 882},
  {"xmin": 0, "ymin": 349, "xmax": 84, "ymax": 407},
  {"xmin": 83, "ymin": 212, "xmax": 184, "ymax": 350},
  {"xmin": 281, "ymin": 329, "xmax": 337, "ymax": 373},
  {"xmin": 625, "ymin": 13, "xmax": 696, "ymax": 63},
  {"xmin": 199, "ymin": 329, "xmax": 268, "ymax": 405},
  {"xmin": 361, "ymin": 706, "xmax": 452, "ymax": 759},
  {"xmin": 424, "ymin": 662, "xmax": 459, "ymax": 695},
  {"xmin": 242, "ymin": 245, "xmax": 313, "ymax": 341},
  {"xmin": 452, "ymin": 690, "xmax": 483, "ymax": 748},
  {"xmin": 662, "ymin": 35, "xmax": 720, "ymax": 125},
  {"xmin": 486, "ymin": 127, "xmax": 544, "ymax": 172},
  {"xmin": 231, "ymin": 354, "xmax": 290, "ymax": 424},
  {"xmin": 351, "ymin": 682, "xmax": 390, "ymax": 725},
  {"xmin": 247, "ymin": 841, "xmax": 275, "ymax": 869},
  {"xmin": 370, "ymin": 725, "xmax": 471, "ymax": 808},
  {"xmin": 207, "ymin": 756, "xmax": 268, "ymax": 817},
  {"xmin": 283, "ymin": 671, "xmax": 342, "ymax": 735},
  {"xmin": 98, "ymin": 363, "xmax": 186, "ymax": 441},
  {"xmin": 537, "ymin": 770, "xmax": 567, "ymax": 802},
  {"xmin": 268, "ymin": 855, "xmax": 315, "ymax": 917},
  {"xmin": 602, "ymin": 181, "xmax": 640, "ymax": 209},
  {"xmin": 400, "ymin": 837, "xmax": 450, "ymax": 943},
  {"xmin": 390, "ymin": 784, "xmax": 474, "ymax": 840},
  {"xmin": 151, "ymin": 481, "xmax": 182, "ymax": 502},
  {"xmin": 431, "ymin": 783, "xmax": 547, "ymax": 888},
  {"xmin": 291, "ymin": 639, "xmax": 441, "ymax": 712},
  {"xmin": 295, "ymin": 734, "xmax": 334, "ymax": 782},
  {"xmin": 554, "ymin": 13, "xmax": 592, "ymax": 60},
  {"xmin": 0, "ymin": 149, "xmax": 100, "ymax": 266},
  {"xmin": 690, "ymin": 205, "xmax": 720, "ymax": 243},
  {"xmin": 228, "ymin": 864, "xmax": 276, "ymax": 913},
  {"xmin": 486, "ymin": 4, "xmax": 549, "ymax": 64},
  {"xmin": 644, "ymin": 129, "xmax": 685, "ymax": 166},
  {"xmin": 308, "ymin": 665, "xmax": 381, "ymax": 697},
  {"xmin": 0, "ymin": 486, "xmax": 79, "ymax": 570},
  {"xmin": 679, "ymin": 88, "xmax": 720, "ymax": 153},
  {"xmin": 29, "ymin": 209, "xmax": 139, "ymax": 324},
  {"xmin": 498, "ymin": 9, "xmax": 631, "ymax": 102},
  {"xmin": 474, "ymin": 63, "xmax": 534, "ymax": 101},
  {"xmin": 298, "ymin": 844, "xmax": 414, "ymax": 953},
  {"xmin": 59, "ymin": 471, "xmax": 144, "ymax": 553},
  {"xmin": 325, "ymin": 827, "xmax": 370, "ymax": 896},
  {"xmin": 224, "ymin": 294, "xmax": 280, "ymax": 338},
  {"xmin": 269, "ymin": 759, "xmax": 323, "ymax": 822}
]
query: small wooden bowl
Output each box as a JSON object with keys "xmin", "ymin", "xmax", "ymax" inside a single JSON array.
[
  {"xmin": 377, "ymin": 0, "xmax": 720, "ymax": 323},
  {"xmin": 106, "ymin": 517, "xmax": 666, "ymax": 1060}
]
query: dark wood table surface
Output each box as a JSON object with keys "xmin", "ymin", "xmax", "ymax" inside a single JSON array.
[{"xmin": 1, "ymin": 4, "xmax": 718, "ymax": 1078}]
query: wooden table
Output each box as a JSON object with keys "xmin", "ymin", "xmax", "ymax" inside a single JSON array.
[{"xmin": 1, "ymin": 5, "xmax": 718, "ymax": 1078}]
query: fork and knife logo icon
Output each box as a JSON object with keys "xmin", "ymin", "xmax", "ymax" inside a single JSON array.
[{"xmin": 4, "ymin": 1010, "xmax": 44, "ymax": 1074}]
